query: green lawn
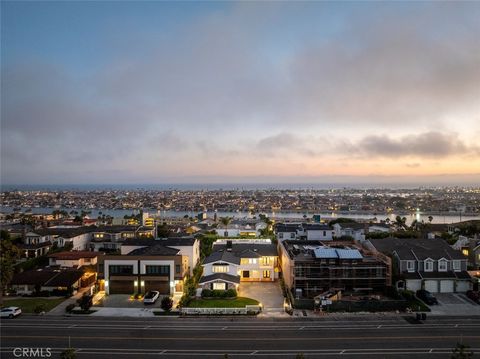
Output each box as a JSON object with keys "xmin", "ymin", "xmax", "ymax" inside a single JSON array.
[
  {"xmin": 187, "ymin": 297, "xmax": 259, "ymax": 308},
  {"xmin": 2, "ymin": 298, "xmax": 66, "ymax": 313}
]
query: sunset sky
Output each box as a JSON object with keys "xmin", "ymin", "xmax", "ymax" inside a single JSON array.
[{"xmin": 1, "ymin": 1, "xmax": 479, "ymax": 185}]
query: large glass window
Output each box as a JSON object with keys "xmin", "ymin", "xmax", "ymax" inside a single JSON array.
[
  {"xmin": 109, "ymin": 265, "xmax": 133, "ymax": 275},
  {"xmin": 145, "ymin": 265, "xmax": 170, "ymax": 275}
]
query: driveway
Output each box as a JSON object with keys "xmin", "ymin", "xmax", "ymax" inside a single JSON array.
[
  {"xmin": 428, "ymin": 293, "xmax": 480, "ymax": 315},
  {"xmin": 98, "ymin": 294, "xmax": 163, "ymax": 308},
  {"xmin": 237, "ymin": 281, "xmax": 286, "ymax": 316}
]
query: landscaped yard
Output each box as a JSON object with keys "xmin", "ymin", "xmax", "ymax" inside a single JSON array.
[
  {"xmin": 187, "ymin": 297, "xmax": 259, "ymax": 308},
  {"xmin": 2, "ymin": 298, "xmax": 66, "ymax": 313}
]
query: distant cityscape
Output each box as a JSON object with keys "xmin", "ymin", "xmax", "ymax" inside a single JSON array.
[{"xmin": 2, "ymin": 187, "xmax": 479, "ymax": 219}]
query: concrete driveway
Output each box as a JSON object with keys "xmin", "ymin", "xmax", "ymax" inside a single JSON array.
[
  {"xmin": 428, "ymin": 293, "xmax": 480, "ymax": 315},
  {"xmin": 98, "ymin": 294, "xmax": 163, "ymax": 308},
  {"xmin": 237, "ymin": 281, "xmax": 286, "ymax": 316}
]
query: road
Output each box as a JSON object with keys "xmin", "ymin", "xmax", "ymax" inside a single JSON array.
[{"xmin": 2, "ymin": 315, "xmax": 480, "ymax": 358}]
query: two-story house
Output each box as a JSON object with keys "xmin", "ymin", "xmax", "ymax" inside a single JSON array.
[
  {"xmin": 452, "ymin": 236, "xmax": 480, "ymax": 270},
  {"xmin": 275, "ymin": 223, "xmax": 334, "ymax": 242},
  {"xmin": 198, "ymin": 240, "xmax": 279, "ymax": 291},
  {"xmin": 99, "ymin": 244, "xmax": 189, "ymax": 295},
  {"xmin": 332, "ymin": 222, "xmax": 367, "ymax": 241},
  {"xmin": 18, "ymin": 232, "xmax": 52, "ymax": 258},
  {"xmin": 369, "ymin": 237, "xmax": 471, "ymax": 293}
]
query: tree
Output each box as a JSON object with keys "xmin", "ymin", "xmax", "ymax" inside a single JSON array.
[
  {"xmin": 451, "ymin": 342, "xmax": 473, "ymax": 359},
  {"xmin": 77, "ymin": 294, "xmax": 93, "ymax": 312},
  {"xmin": 161, "ymin": 296, "xmax": 173, "ymax": 312},
  {"xmin": 60, "ymin": 348, "xmax": 76, "ymax": 359},
  {"xmin": 428, "ymin": 216, "xmax": 433, "ymax": 223},
  {"xmin": 0, "ymin": 230, "xmax": 21, "ymax": 295},
  {"xmin": 219, "ymin": 217, "xmax": 232, "ymax": 228}
]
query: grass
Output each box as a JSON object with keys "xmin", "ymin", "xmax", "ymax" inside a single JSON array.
[
  {"xmin": 187, "ymin": 297, "xmax": 259, "ymax": 308},
  {"xmin": 2, "ymin": 297, "xmax": 66, "ymax": 313}
]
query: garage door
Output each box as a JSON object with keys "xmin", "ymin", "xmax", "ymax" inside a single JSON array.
[
  {"xmin": 424, "ymin": 280, "xmax": 438, "ymax": 293},
  {"xmin": 440, "ymin": 280, "xmax": 454, "ymax": 293},
  {"xmin": 145, "ymin": 281, "xmax": 170, "ymax": 295},
  {"xmin": 456, "ymin": 280, "xmax": 471, "ymax": 292},
  {"xmin": 109, "ymin": 280, "xmax": 134, "ymax": 294}
]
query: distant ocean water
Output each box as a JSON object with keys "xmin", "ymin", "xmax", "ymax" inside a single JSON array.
[{"xmin": 1, "ymin": 182, "xmax": 477, "ymax": 191}]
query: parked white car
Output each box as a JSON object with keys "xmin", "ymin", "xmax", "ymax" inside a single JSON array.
[
  {"xmin": 1, "ymin": 307, "xmax": 22, "ymax": 318},
  {"xmin": 143, "ymin": 291, "xmax": 160, "ymax": 304}
]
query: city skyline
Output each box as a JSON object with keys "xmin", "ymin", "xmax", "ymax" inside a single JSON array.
[{"xmin": 2, "ymin": 1, "xmax": 479, "ymax": 185}]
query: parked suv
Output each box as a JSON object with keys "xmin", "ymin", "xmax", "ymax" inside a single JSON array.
[
  {"xmin": 416, "ymin": 290, "xmax": 438, "ymax": 305},
  {"xmin": 0, "ymin": 307, "xmax": 22, "ymax": 318},
  {"xmin": 466, "ymin": 290, "xmax": 480, "ymax": 304}
]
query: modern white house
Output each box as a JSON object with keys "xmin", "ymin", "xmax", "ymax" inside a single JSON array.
[
  {"xmin": 215, "ymin": 221, "xmax": 267, "ymax": 238},
  {"xmin": 275, "ymin": 223, "xmax": 334, "ymax": 241},
  {"xmin": 99, "ymin": 244, "xmax": 189, "ymax": 295},
  {"xmin": 332, "ymin": 223, "xmax": 366, "ymax": 241},
  {"xmin": 120, "ymin": 237, "xmax": 200, "ymax": 275}
]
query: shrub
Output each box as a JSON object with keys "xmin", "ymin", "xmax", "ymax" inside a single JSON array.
[
  {"xmin": 161, "ymin": 296, "xmax": 173, "ymax": 312},
  {"xmin": 225, "ymin": 289, "xmax": 237, "ymax": 298},
  {"xmin": 201, "ymin": 289, "xmax": 212, "ymax": 298},
  {"xmin": 399, "ymin": 290, "xmax": 415, "ymax": 301},
  {"xmin": 77, "ymin": 294, "xmax": 93, "ymax": 312},
  {"xmin": 65, "ymin": 304, "xmax": 76, "ymax": 313},
  {"xmin": 34, "ymin": 304, "xmax": 47, "ymax": 314},
  {"xmin": 60, "ymin": 348, "xmax": 76, "ymax": 359}
]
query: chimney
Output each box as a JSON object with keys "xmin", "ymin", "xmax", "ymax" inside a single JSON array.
[{"xmin": 226, "ymin": 240, "xmax": 232, "ymax": 251}]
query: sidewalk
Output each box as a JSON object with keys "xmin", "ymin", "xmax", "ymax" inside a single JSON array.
[{"xmin": 47, "ymin": 286, "xmax": 92, "ymax": 315}]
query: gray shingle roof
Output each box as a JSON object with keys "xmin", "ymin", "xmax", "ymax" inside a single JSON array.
[
  {"xmin": 198, "ymin": 273, "xmax": 241, "ymax": 285},
  {"xmin": 203, "ymin": 250, "xmax": 241, "ymax": 265},
  {"xmin": 369, "ymin": 237, "xmax": 465, "ymax": 260},
  {"xmin": 127, "ymin": 244, "xmax": 180, "ymax": 256}
]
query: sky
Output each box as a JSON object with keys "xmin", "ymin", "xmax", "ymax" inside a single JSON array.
[{"xmin": 1, "ymin": 1, "xmax": 480, "ymax": 186}]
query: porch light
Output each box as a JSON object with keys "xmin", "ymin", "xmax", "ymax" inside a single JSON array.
[
  {"xmin": 104, "ymin": 280, "xmax": 109, "ymax": 287},
  {"xmin": 141, "ymin": 281, "xmax": 145, "ymax": 287},
  {"xmin": 134, "ymin": 280, "xmax": 138, "ymax": 286}
]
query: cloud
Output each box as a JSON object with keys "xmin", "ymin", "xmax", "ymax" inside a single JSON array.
[
  {"xmin": 1, "ymin": 2, "xmax": 479, "ymax": 183},
  {"xmin": 344, "ymin": 132, "xmax": 479, "ymax": 159}
]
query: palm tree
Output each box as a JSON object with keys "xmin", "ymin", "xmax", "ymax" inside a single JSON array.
[
  {"xmin": 428, "ymin": 215, "xmax": 433, "ymax": 223},
  {"xmin": 219, "ymin": 216, "xmax": 232, "ymax": 228}
]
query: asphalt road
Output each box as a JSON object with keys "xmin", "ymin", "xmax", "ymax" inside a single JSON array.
[{"xmin": 2, "ymin": 315, "xmax": 480, "ymax": 358}]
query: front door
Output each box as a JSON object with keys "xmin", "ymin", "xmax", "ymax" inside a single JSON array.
[{"xmin": 242, "ymin": 271, "xmax": 250, "ymax": 278}]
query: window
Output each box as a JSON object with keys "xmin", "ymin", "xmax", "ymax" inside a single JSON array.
[
  {"xmin": 290, "ymin": 233, "xmax": 295, "ymax": 239},
  {"xmin": 212, "ymin": 265, "xmax": 229, "ymax": 273},
  {"xmin": 452, "ymin": 260, "xmax": 461, "ymax": 272},
  {"xmin": 175, "ymin": 264, "xmax": 181, "ymax": 274},
  {"xmin": 145, "ymin": 265, "xmax": 170, "ymax": 275},
  {"xmin": 424, "ymin": 259, "xmax": 433, "ymax": 272},
  {"xmin": 249, "ymin": 258, "xmax": 257, "ymax": 264},
  {"xmin": 109, "ymin": 265, "xmax": 133, "ymax": 275},
  {"xmin": 438, "ymin": 259, "xmax": 447, "ymax": 272},
  {"xmin": 262, "ymin": 257, "xmax": 270, "ymax": 266},
  {"xmin": 323, "ymin": 231, "xmax": 326, "ymax": 236},
  {"xmin": 263, "ymin": 270, "xmax": 270, "ymax": 278},
  {"xmin": 406, "ymin": 260, "xmax": 415, "ymax": 272},
  {"xmin": 462, "ymin": 249, "xmax": 469, "ymax": 256},
  {"xmin": 279, "ymin": 233, "xmax": 284, "ymax": 239},
  {"xmin": 213, "ymin": 282, "xmax": 226, "ymax": 290},
  {"xmin": 224, "ymin": 231, "xmax": 228, "ymax": 237}
]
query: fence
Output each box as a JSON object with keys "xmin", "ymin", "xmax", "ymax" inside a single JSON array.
[{"xmin": 181, "ymin": 305, "xmax": 262, "ymax": 315}]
